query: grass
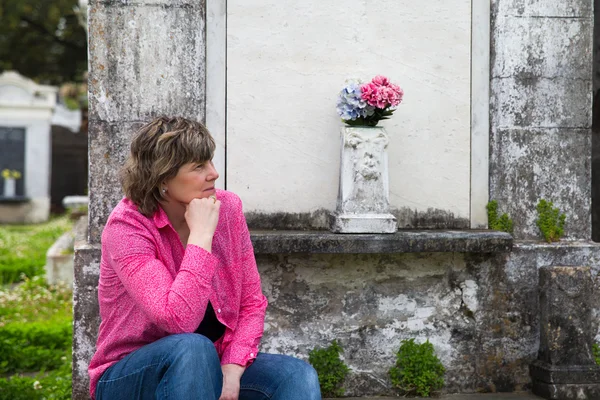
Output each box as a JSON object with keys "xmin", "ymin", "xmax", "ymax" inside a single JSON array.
[
  {"xmin": 0, "ymin": 217, "xmax": 74, "ymax": 399},
  {"xmin": 0, "ymin": 276, "xmax": 72, "ymax": 326},
  {"xmin": 0, "ymin": 216, "xmax": 72, "ymax": 284},
  {"xmin": 0, "ymin": 356, "xmax": 72, "ymax": 400},
  {"xmin": 0, "ymin": 277, "xmax": 73, "ymax": 399}
]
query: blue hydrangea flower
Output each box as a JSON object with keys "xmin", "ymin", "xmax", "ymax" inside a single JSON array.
[{"xmin": 336, "ymin": 80, "xmax": 375, "ymax": 121}]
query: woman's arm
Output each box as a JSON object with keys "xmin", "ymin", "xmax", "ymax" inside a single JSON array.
[
  {"xmin": 220, "ymin": 197, "xmax": 268, "ymax": 366},
  {"xmin": 104, "ymin": 214, "xmax": 219, "ymax": 333}
]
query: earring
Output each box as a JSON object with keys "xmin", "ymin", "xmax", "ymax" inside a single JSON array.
[{"xmin": 162, "ymin": 188, "xmax": 167, "ymax": 193}]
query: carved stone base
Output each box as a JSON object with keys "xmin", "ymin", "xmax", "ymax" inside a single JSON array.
[
  {"xmin": 529, "ymin": 267, "xmax": 600, "ymax": 399},
  {"xmin": 331, "ymin": 126, "xmax": 397, "ymax": 234},
  {"xmin": 530, "ymin": 360, "xmax": 600, "ymax": 385},
  {"xmin": 331, "ymin": 212, "xmax": 397, "ymax": 233},
  {"xmin": 533, "ymin": 381, "xmax": 600, "ymax": 400}
]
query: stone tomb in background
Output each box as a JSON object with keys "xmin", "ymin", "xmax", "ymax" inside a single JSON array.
[{"xmin": 0, "ymin": 71, "xmax": 57, "ymax": 224}]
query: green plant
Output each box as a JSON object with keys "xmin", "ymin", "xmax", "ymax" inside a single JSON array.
[
  {"xmin": 486, "ymin": 200, "xmax": 513, "ymax": 233},
  {"xmin": 389, "ymin": 338, "xmax": 445, "ymax": 397},
  {"xmin": 0, "ymin": 216, "xmax": 72, "ymax": 284},
  {"xmin": 0, "ymin": 321, "xmax": 72, "ymax": 374},
  {"xmin": 593, "ymin": 343, "xmax": 600, "ymax": 365},
  {"xmin": 0, "ymin": 276, "xmax": 72, "ymax": 325},
  {"xmin": 308, "ymin": 340, "xmax": 350, "ymax": 397},
  {"xmin": 0, "ymin": 353, "xmax": 72, "ymax": 400},
  {"xmin": 536, "ymin": 199, "xmax": 566, "ymax": 243},
  {"xmin": 0, "ymin": 263, "xmax": 73, "ymax": 399}
]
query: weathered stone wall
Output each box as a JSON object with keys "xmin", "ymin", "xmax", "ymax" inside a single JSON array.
[
  {"xmin": 74, "ymin": 0, "xmax": 599, "ymax": 399},
  {"xmin": 490, "ymin": 0, "xmax": 593, "ymax": 240},
  {"xmin": 74, "ymin": 1, "xmax": 207, "ymax": 399},
  {"xmin": 87, "ymin": 0, "xmax": 206, "ymax": 243},
  {"xmin": 74, "ymin": 233, "xmax": 600, "ymax": 398},
  {"xmin": 257, "ymin": 245, "xmax": 600, "ymax": 396},
  {"xmin": 592, "ymin": 0, "xmax": 600, "ymax": 241}
]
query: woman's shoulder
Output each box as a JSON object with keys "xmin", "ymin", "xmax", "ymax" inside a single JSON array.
[
  {"xmin": 102, "ymin": 198, "xmax": 154, "ymax": 238},
  {"xmin": 215, "ymin": 189, "xmax": 243, "ymax": 210},
  {"xmin": 107, "ymin": 197, "xmax": 146, "ymax": 220}
]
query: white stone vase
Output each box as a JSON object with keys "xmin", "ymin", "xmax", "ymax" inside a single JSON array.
[
  {"xmin": 3, "ymin": 178, "xmax": 16, "ymax": 197},
  {"xmin": 331, "ymin": 125, "xmax": 397, "ymax": 233}
]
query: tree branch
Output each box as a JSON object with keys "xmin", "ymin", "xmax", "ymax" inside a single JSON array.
[{"xmin": 20, "ymin": 16, "xmax": 84, "ymax": 51}]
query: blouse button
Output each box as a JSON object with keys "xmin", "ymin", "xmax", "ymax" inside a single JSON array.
[
  {"xmin": 250, "ymin": 352, "xmax": 254, "ymax": 357},
  {"xmin": 217, "ymin": 309, "xmax": 221, "ymax": 313}
]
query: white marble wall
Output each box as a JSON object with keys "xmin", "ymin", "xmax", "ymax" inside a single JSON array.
[{"xmin": 225, "ymin": 0, "xmax": 474, "ymax": 224}]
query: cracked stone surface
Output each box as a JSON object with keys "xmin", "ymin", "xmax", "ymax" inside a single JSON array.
[{"xmin": 490, "ymin": 0, "xmax": 593, "ymax": 240}]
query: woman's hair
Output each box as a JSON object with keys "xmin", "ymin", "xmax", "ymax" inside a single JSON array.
[{"xmin": 120, "ymin": 116, "xmax": 216, "ymax": 217}]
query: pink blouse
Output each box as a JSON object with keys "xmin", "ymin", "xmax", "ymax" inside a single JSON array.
[{"xmin": 88, "ymin": 190, "xmax": 268, "ymax": 399}]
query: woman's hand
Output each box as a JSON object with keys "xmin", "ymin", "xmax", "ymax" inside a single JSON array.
[
  {"xmin": 219, "ymin": 364, "xmax": 245, "ymax": 400},
  {"xmin": 185, "ymin": 197, "xmax": 221, "ymax": 252}
]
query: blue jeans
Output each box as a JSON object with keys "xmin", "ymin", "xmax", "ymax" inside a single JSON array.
[{"xmin": 95, "ymin": 333, "xmax": 322, "ymax": 400}]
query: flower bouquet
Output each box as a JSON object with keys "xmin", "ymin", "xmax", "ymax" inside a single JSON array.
[
  {"xmin": 2, "ymin": 169, "xmax": 21, "ymax": 180},
  {"xmin": 336, "ymin": 75, "xmax": 404, "ymax": 127}
]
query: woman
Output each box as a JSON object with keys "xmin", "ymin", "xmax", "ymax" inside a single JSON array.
[{"xmin": 88, "ymin": 117, "xmax": 321, "ymax": 400}]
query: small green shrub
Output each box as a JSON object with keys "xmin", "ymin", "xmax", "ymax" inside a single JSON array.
[
  {"xmin": 308, "ymin": 340, "xmax": 350, "ymax": 397},
  {"xmin": 0, "ymin": 271, "xmax": 73, "ymax": 399},
  {"xmin": 0, "ymin": 321, "xmax": 72, "ymax": 374},
  {"xmin": 593, "ymin": 343, "xmax": 600, "ymax": 365},
  {"xmin": 536, "ymin": 199, "xmax": 566, "ymax": 243},
  {"xmin": 389, "ymin": 338, "xmax": 445, "ymax": 397},
  {"xmin": 486, "ymin": 200, "xmax": 513, "ymax": 233},
  {"xmin": 0, "ymin": 353, "xmax": 72, "ymax": 400}
]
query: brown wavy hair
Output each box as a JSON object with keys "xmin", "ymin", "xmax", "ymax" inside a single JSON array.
[{"xmin": 120, "ymin": 116, "xmax": 216, "ymax": 217}]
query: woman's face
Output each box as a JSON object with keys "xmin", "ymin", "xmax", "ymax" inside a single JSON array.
[{"xmin": 163, "ymin": 160, "xmax": 219, "ymax": 204}]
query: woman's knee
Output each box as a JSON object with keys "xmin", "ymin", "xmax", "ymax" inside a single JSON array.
[
  {"xmin": 166, "ymin": 333, "xmax": 219, "ymax": 367},
  {"xmin": 279, "ymin": 357, "xmax": 321, "ymax": 397},
  {"xmin": 295, "ymin": 361, "xmax": 320, "ymax": 393}
]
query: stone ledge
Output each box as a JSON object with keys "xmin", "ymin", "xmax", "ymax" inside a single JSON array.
[
  {"xmin": 0, "ymin": 196, "xmax": 29, "ymax": 203},
  {"xmin": 250, "ymin": 230, "xmax": 513, "ymax": 254}
]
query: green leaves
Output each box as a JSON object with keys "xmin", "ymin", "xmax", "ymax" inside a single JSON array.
[
  {"xmin": 536, "ymin": 199, "xmax": 566, "ymax": 243},
  {"xmin": 0, "ymin": 321, "xmax": 72, "ymax": 374},
  {"xmin": 0, "ymin": 354, "xmax": 72, "ymax": 400},
  {"xmin": 343, "ymin": 107, "xmax": 397, "ymax": 127},
  {"xmin": 308, "ymin": 340, "xmax": 350, "ymax": 397},
  {"xmin": 389, "ymin": 338, "xmax": 445, "ymax": 397},
  {"xmin": 0, "ymin": 218, "xmax": 73, "ymax": 399},
  {"xmin": 0, "ymin": 0, "xmax": 87, "ymax": 85},
  {"xmin": 486, "ymin": 200, "xmax": 513, "ymax": 234},
  {"xmin": 0, "ymin": 278, "xmax": 73, "ymax": 399},
  {"xmin": 593, "ymin": 343, "xmax": 600, "ymax": 365}
]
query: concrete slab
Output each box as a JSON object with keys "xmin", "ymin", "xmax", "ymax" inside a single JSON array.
[{"xmin": 327, "ymin": 394, "xmax": 543, "ymax": 400}]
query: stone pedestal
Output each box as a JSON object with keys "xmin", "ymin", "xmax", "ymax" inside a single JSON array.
[
  {"xmin": 331, "ymin": 126, "xmax": 397, "ymax": 233},
  {"xmin": 530, "ymin": 266, "xmax": 600, "ymax": 399}
]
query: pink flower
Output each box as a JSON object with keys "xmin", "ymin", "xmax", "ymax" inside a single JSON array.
[
  {"xmin": 360, "ymin": 82, "xmax": 378, "ymax": 106},
  {"xmin": 360, "ymin": 76, "xmax": 404, "ymax": 109},
  {"xmin": 371, "ymin": 75, "xmax": 390, "ymax": 86}
]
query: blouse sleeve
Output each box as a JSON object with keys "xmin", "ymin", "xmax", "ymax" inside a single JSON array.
[
  {"xmin": 220, "ymin": 196, "xmax": 268, "ymax": 366},
  {"xmin": 103, "ymin": 214, "xmax": 219, "ymax": 333}
]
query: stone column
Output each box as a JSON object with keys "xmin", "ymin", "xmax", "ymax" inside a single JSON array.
[
  {"xmin": 490, "ymin": 0, "xmax": 593, "ymax": 240},
  {"xmin": 530, "ymin": 267, "xmax": 600, "ymax": 399},
  {"xmin": 73, "ymin": 1, "xmax": 207, "ymax": 399}
]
